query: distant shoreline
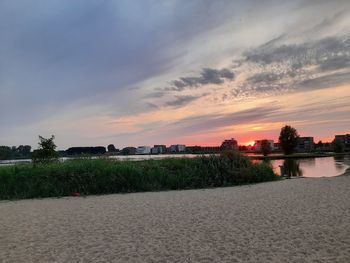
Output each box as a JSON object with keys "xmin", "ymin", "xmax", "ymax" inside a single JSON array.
[{"xmin": 1, "ymin": 152, "xmax": 350, "ymax": 165}]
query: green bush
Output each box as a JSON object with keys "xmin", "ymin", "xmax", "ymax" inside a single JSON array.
[{"xmin": 0, "ymin": 153, "xmax": 278, "ymax": 200}]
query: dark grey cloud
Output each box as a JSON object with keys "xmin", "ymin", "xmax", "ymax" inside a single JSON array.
[
  {"xmin": 143, "ymin": 67, "xmax": 234, "ymax": 102},
  {"xmin": 167, "ymin": 67, "xmax": 235, "ymax": 91}
]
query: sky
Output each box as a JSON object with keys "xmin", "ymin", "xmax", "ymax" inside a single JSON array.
[{"xmin": 0, "ymin": 0, "xmax": 350, "ymax": 149}]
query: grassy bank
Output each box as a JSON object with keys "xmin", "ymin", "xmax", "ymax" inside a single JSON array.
[{"xmin": 0, "ymin": 153, "xmax": 278, "ymax": 200}]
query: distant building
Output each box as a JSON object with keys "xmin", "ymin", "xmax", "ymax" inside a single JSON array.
[
  {"xmin": 136, "ymin": 146, "xmax": 151, "ymax": 154},
  {"xmin": 315, "ymin": 141, "xmax": 332, "ymax": 152},
  {"xmin": 274, "ymin": 142, "xmax": 281, "ymax": 151},
  {"xmin": 151, "ymin": 145, "xmax": 167, "ymax": 154},
  {"xmin": 297, "ymin": 137, "xmax": 314, "ymax": 152},
  {"xmin": 334, "ymin": 134, "xmax": 350, "ymax": 151},
  {"xmin": 186, "ymin": 146, "xmax": 221, "ymax": 153},
  {"xmin": 220, "ymin": 138, "xmax": 238, "ymax": 150},
  {"xmin": 169, "ymin": 144, "xmax": 186, "ymax": 153},
  {"xmin": 253, "ymin": 140, "xmax": 274, "ymax": 152}
]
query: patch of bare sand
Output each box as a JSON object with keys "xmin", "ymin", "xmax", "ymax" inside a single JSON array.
[{"xmin": 1, "ymin": 175, "xmax": 349, "ymax": 262}]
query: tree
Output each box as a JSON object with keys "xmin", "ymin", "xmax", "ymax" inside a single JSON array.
[
  {"xmin": 261, "ymin": 140, "xmax": 271, "ymax": 156},
  {"xmin": 279, "ymin": 125, "xmax": 299, "ymax": 155},
  {"xmin": 17, "ymin": 145, "xmax": 31, "ymax": 157},
  {"xmin": 66, "ymin": 146, "xmax": 106, "ymax": 155},
  {"xmin": 107, "ymin": 144, "xmax": 117, "ymax": 152},
  {"xmin": 0, "ymin": 146, "xmax": 12, "ymax": 160},
  {"xmin": 32, "ymin": 135, "xmax": 58, "ymax": 163}
]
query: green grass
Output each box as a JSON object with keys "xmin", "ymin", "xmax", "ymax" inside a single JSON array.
[{"xmin": 0, "ymin": 152, "xmax": 278, "ymax": 200}]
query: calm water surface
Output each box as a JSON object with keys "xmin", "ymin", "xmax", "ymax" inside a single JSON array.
[
  {"xmin": 0, "ymin": 154, "xmax": 203, "ymax": 165},
  {"xmin": 264, "ymin": 156, "xmax": 349, "ymax": 178}
]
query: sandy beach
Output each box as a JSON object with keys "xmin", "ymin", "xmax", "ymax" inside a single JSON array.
[{"xmin": 1, "ymin": 172, "xmax": 349, "ymax": 263}]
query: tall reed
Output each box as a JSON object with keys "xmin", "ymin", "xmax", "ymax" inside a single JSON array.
[{"xmin": 0, "ymin": 153, "xmax": 278, "ymax": 200}]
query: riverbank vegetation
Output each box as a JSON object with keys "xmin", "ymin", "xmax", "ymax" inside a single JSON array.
[
  {"xmin": 0, "ymin": 145, "xmax": 31, "ymax": 160},
  {"xmin": 0, "ymin": 152, "xmax": 277, "ymax": 200}
]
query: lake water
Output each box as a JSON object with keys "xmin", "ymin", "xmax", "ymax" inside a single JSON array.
[
  {"xmin": 0, "ymin": 154, "xmax": 203, "ymax": 165},
  {"xmin": 261, "ymin": 156, "xmax": 350, "ymax": 178},
  {"xmin": 1, "ymin": 155, "xmax": 349, "ymax": 178}
]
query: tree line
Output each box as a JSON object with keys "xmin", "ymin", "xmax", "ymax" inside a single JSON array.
[
  {"xmin": 0, "ymin": 145, "xmax": 31, "ymax": 160},
  {"xmin": 1, "ymin": 125, "xmax": 347, "ymax": 161}
]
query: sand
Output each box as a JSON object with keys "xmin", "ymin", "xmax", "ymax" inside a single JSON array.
[{"xmin": 1, "ymin": 174, "xmax": 350, "ymax": 262}]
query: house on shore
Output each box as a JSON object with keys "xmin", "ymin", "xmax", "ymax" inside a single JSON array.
[
  {"xmin": 296, "ymin": 137, "xmax": 314, "ymax": 152},
  {"xmin": 136, "ymin": 146, "xmax": 151, "ymax": 155},
  {"xmin": 334, "ymin": 134, "xmax": 350, "ymax": 151},
  {"xmin": 151, "ymin": 145, "xmax": 167, "ymax": 154},
  {"xmin": 169, "ymin": 144, "xmax": 186, "ymax": 153}
]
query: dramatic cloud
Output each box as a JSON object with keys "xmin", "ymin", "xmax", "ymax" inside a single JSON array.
[
  {"xmin": 244, "ymin": 35, "xmax": 350, "ymax": 68},
  {"xmin": 232, "ymin": 35, "xmax": 350, "ymax": 98},
  {"xmin": 166, "ymin": 67, "xmax": 235, "ymax": 92}
]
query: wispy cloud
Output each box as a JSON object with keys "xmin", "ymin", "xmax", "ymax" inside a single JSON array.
[
  {"xmin": 164, "ymin": 105, "xmax": 281, "ymax": 135},
  {"xmin": 165, "ymin": 94, "xmax": 208, "ymax": 108}
]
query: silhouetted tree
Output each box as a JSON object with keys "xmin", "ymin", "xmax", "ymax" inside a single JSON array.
[
  {"xmin": 238, "ymin": 145, "xmax": 248, "ymax": 152},
  {"xmin": 17, "ymin": 145, "xmax": 31, "ymax": 157},
  {"xmin": 261, "ymin": 140, "xmax": 271, "ymax": 156},
  {"xmin": 0, "ymin": 146, "xmax": 12, "ymax": 160},
  {"xmin": 121, "ymin": 147, "xmax": 136, "ymax": 155},
  {"xmin": 279, "ymin": 125, "xmax": 299, "ymax": 155},
  {"xmin": 32, "ymin": 135, "xmax": 58, "ymax": 163},
  {"xmin": 107, "ymin": 144, "xmax": 117, "ymax": 152},
  {"xmin": 66, "ymin": 146, "xmax": 106, "ymax": 155},
  {"xmin": 0, "ymin": 145, "xmax": 32, "ymax": 160}
]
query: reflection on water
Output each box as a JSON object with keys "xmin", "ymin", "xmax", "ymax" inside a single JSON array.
[
  {"xmin": 0, "ymin": 154, "xmax": 208, "ymax": 165},
  {"xmin": 282, "ymin": 159, "xmax": 303, "ymax": 177},
  {"xmin": 267, "ymin": 156, "xmax": 350, "ymax": 178}
]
